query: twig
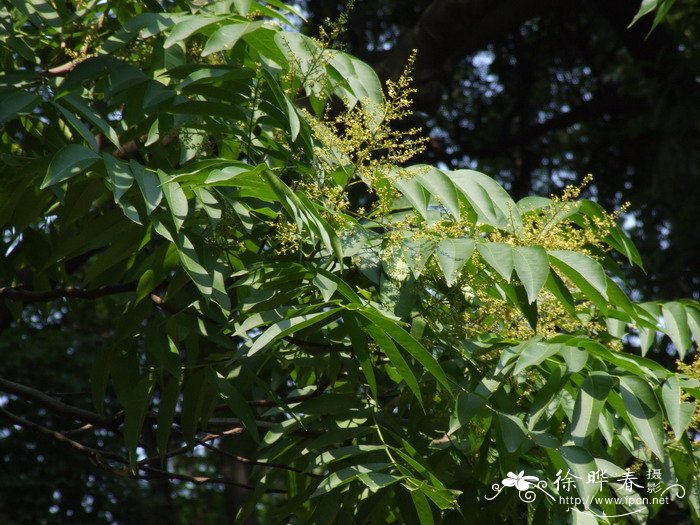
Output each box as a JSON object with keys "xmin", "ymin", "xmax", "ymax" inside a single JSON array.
[
  {"xmin": 40, "ymin": 58, "xmax": 85, "ymax": 77},
  {"xmin": 201, "ymin": 441, "xmax": 320, "ymax": 477},
  {"xmin": 0, "ymin": 407, "xmax": 286, "ymax": 493},
  {"xmin": 0, "ymin": 283, "xmax": 135, "ymax": 303},
  {"xmin": 0, "ymin": 407, "xmax": 127, "ymax": 467},
  {"xmin": 0, "ymin": 378, "xmax": 120, "ymax": 431},
  {"xmin": 137, "ymin": 430, "xmax": 241, "ymax": 466},
  {"xmin": 137, "ymin": 465, "xmax": 287, "ymax": 493}
]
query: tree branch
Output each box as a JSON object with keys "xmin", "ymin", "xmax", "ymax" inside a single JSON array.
[
  {"xmin": 136, "ymin": 465, "xmax": 287, "ymax": 493},
  {"xmin": 0, "ymin": 378, "xmax": 120, "ymax": 431},
  {"xmin": 201, "ymin": 441, "xmax": 320, "ymax": 477},
  {"xmin": 40, "ymin": 58, "xmax": 85, "ymax": 77},
  {"xmin": 0, "ymin": 283, "xmax": 135, "ymax": 303},
  {"xmin": 0, "ymin": 406, "xmax": 127, "ymax": 467},
  {"xmin": 0, "ymin": 407, "xmax": 286, "ymax": 493}
]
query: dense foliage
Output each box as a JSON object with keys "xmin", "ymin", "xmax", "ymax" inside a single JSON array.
[
  {"xmin": 0, "ymin": 0, "xmax": 698, "ymax": 523},
  {"xmin": 305, "ymin": 0, "xmax": 700, "ymax": 305}
]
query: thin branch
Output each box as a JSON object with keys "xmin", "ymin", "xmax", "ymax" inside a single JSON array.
[
  {"xmin": 62, "ymin": 423, "xmax": 96, "ymax": 436},
  {"xmin": 0, "ymin": 407, "xmax": 127, "ymax": 467},
  {"xmin": 203, "ymin": 418, "xmax": 320, "ymax": 437},
  {"xmin": 149, "ymin": 293, "xmax": 213, "ymax": 323},
  {"xmin": 137, "ymin": 465, "xmax": 287, "ymax": 493},
  {"xmin": 148, "ymin": 293, "xmax": 179, "ymax": 314},
  {"xmin": 0, "ymin": 283, "xmax": 135, "ymax": 303},
  {"xmin": 40, "ymin": 58, "xmax": 85, "ymax": 77},
  {"xmin": 201, "ymin": 441, "xmax": 321, "ymax": 478},
  {"xmin": 0, "ymin": 378, "xmax": 120, "ymax": 431},
  {"xmin": 137, "ymin": 429, "xmax": 243, "ymax": 467},
  {"xmin": 0, "ymin": 407, "xmax": 285, "ymax": 493}
]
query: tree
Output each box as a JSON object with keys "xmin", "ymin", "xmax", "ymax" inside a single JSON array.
[
  {"xmin": 0, "ymin": 1, "xmax": 698, "ymax": 523},
  {"xmin": 304, "ymin": 0, "xmax": 700, "ymax": 304}
]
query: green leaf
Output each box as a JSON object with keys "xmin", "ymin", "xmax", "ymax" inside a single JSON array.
[
  {"xmin": 559, "ymin": 446, "xmax": 600, "ymax": 505},
  {"xmin": 0, "ymin": 90, "xmax": 39, "ymax": 124},
  {"xmin": 434, "ymin": 238, "xmax": 474, "ymax": 287},
  {"xmin": 260, "ymin": 68, "xmax": 300, "ymax": 141},
  {"xmin": 202, "ymin": 20, "xmax": 264, "ymax": 56},
  {"xmin": 248, "ymin": 308, "xmax": 341, "ymax": 355},
  {"xmin": 393, "ymin": 177, "xmax": 430, "ymax": 219},
  {"xmin": 164, "ymin": 15, "xmax": 221, "ymax": 48},
  {"xmin": 327, "ymin": 51, "xmax": 384, "ymax": 118},
  {"xmin": 366, "ymin": 324, "xmax": 423, "ymax": 405},
  {"xmin": 180, "ymin": 369, "xmax": 207, "ymax": 446},
  {"xmin": 637, "ymin": 301, "xmax": 661, "ymax": 355},
  {"xmin": 243, "ymin": 27, "xmax": 289, "ymax": 65},
  {"xmin": 661, "ymin": 376, "xmax": 695, "ymax": 441},
  {"xmin": 131, "ymin": 161, "xmax": 163, "ymax": 215},
  {"xmin": 158, "ymin": 170, "xmax": 188, "ymax": 230},
  {"xmin": 571, "ymin": 509, "xmax": 599, "ymax": 525},
  {"xmin": 513, "ymin": 246, "xmax": 549, "ymax": 304},
  {"xmin": 528, "ymin": 364, "xmax": 565, "ymax": 429},
  {"xmin": 124, "ymin": 376, "xmax": 153, "ymax": 468},
  {"xmin": 53, "ymin": 101, "xmax": 99, "ymax": 151},
  {"xmin": 358, "ymin": 472, "xmax": 405, "ymax": 491},
  {"xmin": 414, "ymin": 166, "xmax": 461, "ymax": 220},
  {"xmin": 497, "ymin": 412, "xmax": 527, "ymax": 453},
  {"xmin": 262, "ymin": 170, "xmax": 343, "ymax": 261},
  {"xmin": 449, "ymin": 169, "xmax": 521, "ymax": 230},
  {"xmin": 476, "ymin": 242, "xmax": 514, "ymax": 282},
  {"xmin": 410, "ymin": 489, "xmax": 435, "ymax": 525},
  {"xmin": 513, "ymin": 339, "xmax": 558, "ymax": 375},
  {"xmin": 101, "ymin": 13, "xmax": 182, "ymax": 53},
  {"xmin": 41, "ymin": 144, "xmax": 101, "ymax": 189},
  {"xmin": 156, "ymin": 378, "xmax": 180, "ymax": 458},
  {"xmin": 346, "ymin": 314, "xmax": 377, "ymax": 399},
  {"xmin": 312, "ymin": 272, "xmax": 337, "ymax": 302},
  {"xmin": 175, "ymin": 233, "xmax": 231, "ymax": 313},
  {"xmin": 661, "ymin": 301, "xmax": 691, "ymax": 358},
  {"xmin": 360, "ymin": 309, "xmax": 451, "ymax": 393},
  {"xmin": 629, "ymin": 0, "xmax": 658, "ymax": 27},
  {"xmin": 558, "ymin": 345, "xmax": 588, "ymax": 373},
  {"xmin": 214, "ymin": 373, "xmax": 259, "ymax": 442},
  {"xmin": 548, "ymin": 250, "xmax": 608, "ymax": 301},
  {"xmin": 570, "ymin": 372, "xmax": 614, "ymax": 446},
  {"xmin": 545, "ymin": 270, "xmax": 578, "ymax": 319},
  {"xmin": 61, "ymin": 93, "xmax": 120, "ymax": 148},
  {"xmin": 686, "ymin": 305, "xmax": 700, "ymax": 345},
  {"xmin": 448, "ymin": 392, "xmax": 488, "ymax": 434},
  {"xmin": 103, "ymin": 154, "xmax": 133, "ymax": 203},
  {"xmin": 618, "ymin": 375, "xmax": 666, "ymax": 460},
  {"xmin": 311, "ymin": 464, "xmax": 391, "ymax": 497}
]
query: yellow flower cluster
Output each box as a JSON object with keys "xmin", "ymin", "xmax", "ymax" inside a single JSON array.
[
  {"xmin": 489, "ymin": 175, "xmax": 628, "ymax": 257},
  {"xmin": 272, "ymin": 219, "xmax": 303, "ymax": 255},
  {"xmin": 301, "ymin": 50, "xmax": 427, "ymax": 201},
  {"xmin": 378, "ymin": 176, "xmax": 629, "ymax": 344}
]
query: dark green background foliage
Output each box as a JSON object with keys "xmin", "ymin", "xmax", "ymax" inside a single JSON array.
[{"xmin": 0, "ymin": 0, "xmax": 698, "ymax": 524}]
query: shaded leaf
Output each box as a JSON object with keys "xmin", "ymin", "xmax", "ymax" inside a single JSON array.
[
  {"xmin": 41, "ymin": 145, "xmax": 101, "ymax": 188},
  {"xmin": 619, "ymin": 375, "xmax": 666, "ymax": 460},
  {"xmin": 513, "ymin": 246, "xmax": 549, "ymax": 304}
]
